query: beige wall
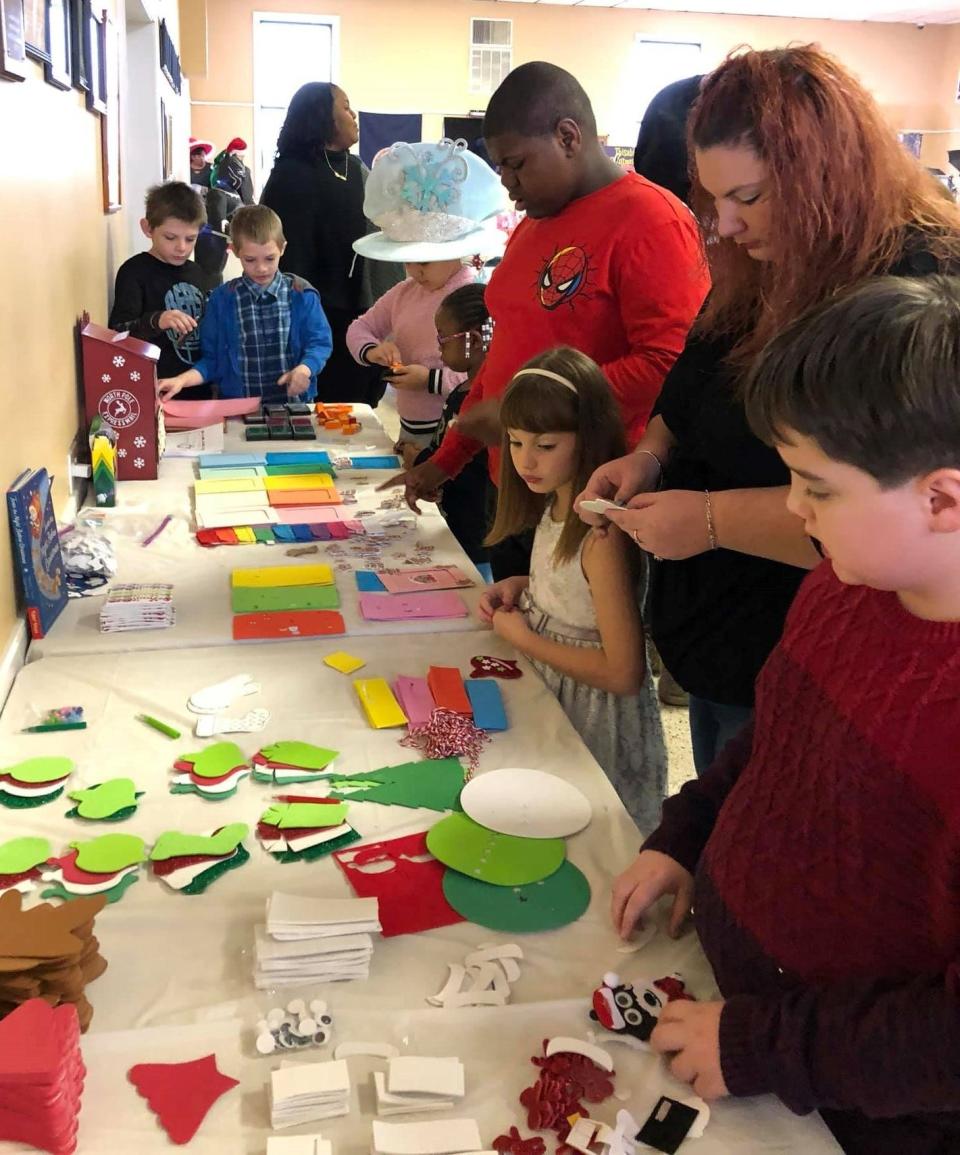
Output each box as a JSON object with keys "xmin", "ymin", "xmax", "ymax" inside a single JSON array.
[
  {"xmin": 0, "ymin": 21, "xmax": 128, "ymax": 656},
  {"xmin": 191, "ymin": 0, "xmax": 960, "ymax": 179}
]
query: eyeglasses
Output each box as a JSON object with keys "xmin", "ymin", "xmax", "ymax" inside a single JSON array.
[{"xmin": 437, "ymin": 330, "xmax": 470, "ymax": 348}]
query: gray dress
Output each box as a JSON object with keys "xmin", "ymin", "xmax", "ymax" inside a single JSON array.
[{"xmin": 522, "ymin": 510, "xmax": 667, "ymax": 835}]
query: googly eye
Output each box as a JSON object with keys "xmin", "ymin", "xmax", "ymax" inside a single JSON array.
[
  {"xmin": 624, "ymin": 1009, "xmax": 642, "ymax": 1026},
  {"xmin": 614, "ymin": 991, "xmax": 633, "ymax": 1008}
]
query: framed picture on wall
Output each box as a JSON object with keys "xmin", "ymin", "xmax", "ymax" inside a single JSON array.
[
  {"xmin": 44, "ymin": 0, "xmax": 69, "ymax": 88},
  {"xmin": 69, "ymin": 0, "xmax": 86, "ymax": 90},
  {"xmin": 100, "ymin": 9, "xmax": 120, "ymax": 212},
  {"xmin": 83, "ymin": 0, "xmax": 105, "ymax": 114},
  {"xmin": 23, "ymin": 0, "xmax": 48, "ymax": 62},
  {"xmin": 0, "ymin": 0, "xmax": 29, "ymax": 81}
]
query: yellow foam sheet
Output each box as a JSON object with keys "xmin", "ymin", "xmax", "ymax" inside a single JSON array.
[
  {"xmin": 194, "ymin": 477, "xmax": 265, "ymax": 494},
  {"xmin": 354, "ymin": 678, "xmax": 408, "ymax": 729},
  {"xmin": 231, "ymin": 563, "xmax": 334, "ymax": 588},
  {"xmin": 263, "ymin": 474, "xmax": 335, "ymax": 491},
  {"xmin": 323, "ymin": 651, "xmax": 366, "ymax": 675},
  {"xmin": 233, "ymin": 527, "xmax": 257, "ymax": 544}
]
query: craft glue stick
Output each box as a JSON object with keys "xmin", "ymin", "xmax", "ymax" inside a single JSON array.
[{"xmin": 138, "ymin": 714, "xmax": 181, "ymax": 739}]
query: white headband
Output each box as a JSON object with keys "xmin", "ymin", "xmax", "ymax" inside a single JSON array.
[{"xmin": 512, "ymin": 368, "xmax": 578, "ymax": 394}]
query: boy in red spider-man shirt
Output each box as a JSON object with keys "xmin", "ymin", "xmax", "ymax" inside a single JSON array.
[{"xmin": 381, "ymin": 61, "xmax": 708, "ymax": 577}]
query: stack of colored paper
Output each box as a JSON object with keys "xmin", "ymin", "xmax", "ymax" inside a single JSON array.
[
  {"xmin": 256, "ymin": 892, "xmax": 380, "ymax": 986},
  {"xmin": 252, "ymin": 741, "xmax": 339, "ymax": 784},
  {"xmin": 0, "ymin": 999, "xmax": 85, "ymax": 1155},
  {"xmin": 257, "ymin": 800, "xmax": 360, "ymax": 863},
  {"xmin": 171, "ymin": 741, "xmax": 251, "ymax": 800},
  {"xmin": 374, "ymin": 1056, "xmax": 465, "ymax": 1116},
  {"xmin": 41, "ymin": 833, "xmax": 146, "ymax": 905},
  {"xmin": 371, "ymin": 1118, "xmax": 483, "ymax": 1155},
  {"xmin": 270, "ymin": 1059, "xmax": 350, "ymax": 1128},
  {"xmin": 0, "ymin": 891, "xmax": 108, "ymax": 1031},
  {"xmin": 0, "ymin": 757, "xmax": 74, "ymax": 809},
  {"xmin": 99, "ymin": 583, "xmax": 175, "ymax": 632},
  {"xmin": 149, "ymin": 824, "xmax": 249, "ymax": 895},
  {"xmin": 266, "ymin": 892, "xmax": 381, "ymax": 940}
]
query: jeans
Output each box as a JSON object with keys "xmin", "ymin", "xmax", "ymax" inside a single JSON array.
[{"xmin": 688, "ymin": 696, "xmax": 753, "ymax": 777}]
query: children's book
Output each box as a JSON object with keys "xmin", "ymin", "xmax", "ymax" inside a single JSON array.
[{"xmin": 7, "ymin": 468, "xmax": 67, "ymax": 638}]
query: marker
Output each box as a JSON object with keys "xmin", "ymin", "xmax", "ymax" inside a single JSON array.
[
  {"xmin": 137, "ymin": 714, "xmax": 181, "ymax": 739},
  {"xmin": 22, "ymin": 722, "xmax": 88, "ymax": 733}
]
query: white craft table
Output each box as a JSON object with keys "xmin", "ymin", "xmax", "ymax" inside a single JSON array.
[
  {"xmin": 0, "ymin": 632, "xmax": 840, "ymax": 1154},
  {"xmin": 31, "ymin": 415, "xmax": 486, "ymax": 660}
]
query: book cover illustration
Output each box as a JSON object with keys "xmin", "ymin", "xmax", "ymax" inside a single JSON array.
[{"xmin": 7, "ymin": 468, "xmax": 67, "ymax": 639}]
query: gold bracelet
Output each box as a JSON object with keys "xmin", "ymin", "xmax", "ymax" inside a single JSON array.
[
  {"xmin": 704, "ymin": 490, "xmax": 719, "ymax": 550},
  {"xmin": 636, "ymin": 449, "xmax": 663, "ymax": 489}
]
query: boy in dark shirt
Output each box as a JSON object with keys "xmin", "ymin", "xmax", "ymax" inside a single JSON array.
[{"xmin": 109, "ymin": 182, "xmax": 210, "ymax": 399}]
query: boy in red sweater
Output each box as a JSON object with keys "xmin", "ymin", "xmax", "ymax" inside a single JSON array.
[
  {"xmin": 382, "ymin": 61, "xmax": 708, "ymax": 525},
  {"xmin": 611, "ymin": 274, "xmax": 960, "ymax": 1155}
]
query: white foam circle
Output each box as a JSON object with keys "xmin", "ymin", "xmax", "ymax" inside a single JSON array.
[{"xmin": 459, "ymin": 767, "xmax": 592, "ymax": 839}]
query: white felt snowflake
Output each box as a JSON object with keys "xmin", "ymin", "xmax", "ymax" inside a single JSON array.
[
  {"xmin": 117, "ymin": 448, "xmax": 127, "ymax": 458},
  {"xmin": 101, "ymin": 373, "xmax": 111, "ymax": 383},
  {"xmin": 134, "ymin": 457, "xmax": 145, "ymax": 470},
  {"xmin": 134, "ymin": 436, "xmax": 146, "ymax": 448},
  {"xmin": 129, "ymin": 371, "xmax": 141, "ymax": 382},
  {"xmin": 112, "ymin": 355, "xmax": 126, "ymax": 368}
]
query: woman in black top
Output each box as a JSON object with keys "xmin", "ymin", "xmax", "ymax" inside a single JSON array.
[
  {"xmin": 261, "ymin": 82, "xmax": 400, "ymax": 405},
  {"xmin": 579, "ymin": 45, "xmax": 960, "ymax": 774}
]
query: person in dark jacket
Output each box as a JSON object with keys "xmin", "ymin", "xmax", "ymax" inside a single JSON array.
[{"xmin": 633, "ymin": 75, "xmax": 703, "ymax": 206}]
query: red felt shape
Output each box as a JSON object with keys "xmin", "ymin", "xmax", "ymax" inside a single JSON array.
[
  {"xmin": 45, "ymin": 851, "xmax": 123, "ymax": 887},
  {"xmin": 127, "ymin": 1053, "xmax": 238, "ymax": 1145},
  {"xmin": 470, "ymin": 656, "xmax": 523, "ymax": 680},
  {"xmin": 519, "ymin": 1041, "xmax": 615, "ymax": 1145},
  {"xmin": 493, "ymin": 1127, "xmax": 546, "ymax": 1155},
  {"xmin": 0, "ymin": 865, "xmax": 43, "ymax": 889},
  {"xmin": 0, "ymin": 1000, "xmax": 78, "ymax": 1085},
  {"xmin": 333, "ymin": 831, "xmax": 464, "ymax": 937},
  {"xmin": 215, "ymin": 529, "xmax": 240, "ymax": 545},
  {"xmin": 427, "ymin": 666, "xmax": 472, "ymax": 716},
  {"xmin": 150, "ymin": 851, "xmax": 234, "ymax": 878},
  {"xmin": 232, "ymin": 610, "xmax": 345, "ymax": 641}
]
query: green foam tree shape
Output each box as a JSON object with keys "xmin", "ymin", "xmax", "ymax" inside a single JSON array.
[{"xmin": 67, "ymin": 778, "xmax": 142, "ymax": 821}]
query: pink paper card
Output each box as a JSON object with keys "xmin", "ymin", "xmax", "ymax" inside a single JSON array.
[
  {"xmin": 378, "ymin": 566, "xmax": 475, "ymax": 594},
  {"xmin": 392, "ymin": 677, "xmax": 435, "ymax": 726},
  {"xmin": 274, "ymin": 506, "xmax": 343, "ymax": 525},
  {"xmin": 358, "ymin": 592, "xmax": 468, "ymax": 621},
  {"xmin": 162, "ymin": 398, "xmax": 260, "ymax": 429}
]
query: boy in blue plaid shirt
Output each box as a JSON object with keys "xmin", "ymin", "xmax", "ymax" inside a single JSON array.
[{"xmin": 158, "ymin": 205, "xmax": 332, "ymax": 402}]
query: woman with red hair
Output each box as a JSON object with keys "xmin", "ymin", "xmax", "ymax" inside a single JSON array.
[{"xmin": 580, "ymin": 44, "xmax": 960, "ymax": 773}]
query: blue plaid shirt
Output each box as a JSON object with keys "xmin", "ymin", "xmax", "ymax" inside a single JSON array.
[{"xmin": 235, "ymin": 271, "xmax": 292, "ymax": 398}]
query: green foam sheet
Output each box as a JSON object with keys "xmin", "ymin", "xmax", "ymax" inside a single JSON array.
[
  {"xmin": 442, "ymin": 860, "xmax": 590, "ymax": 932},
  {"xmin": 426, "ymin": 812, "xmax": 565, "ymax": 886},
  {"xmin": 327, "ymin": 758, "xmax": 464, "ymax": 812}
]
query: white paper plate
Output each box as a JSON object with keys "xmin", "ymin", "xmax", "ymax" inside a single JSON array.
[{"xmin": 459, "ymin": 767, "xmax": 592, "ymax": 839}]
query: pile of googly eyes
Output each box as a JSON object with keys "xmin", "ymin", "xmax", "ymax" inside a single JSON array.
[{"xmin": 255, "ymin": 999, "xmax": 333, "ymax": 1055}]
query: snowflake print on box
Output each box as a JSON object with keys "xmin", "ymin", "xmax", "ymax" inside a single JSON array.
[{"xmin": 81, "ymin": 322, "xmax": 161, "ymax": 481}]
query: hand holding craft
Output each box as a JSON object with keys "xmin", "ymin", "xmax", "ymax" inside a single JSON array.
[
  {"xmin": 610, "ymin": 849, "xmax": 694, "ymax": 940},
  {"xmin": 576, "ymin": 449, "xmax": 662, "ymax": 527},
  {"xmin": 605, "ymin": 490, "xmax": 715, "ymax": 560},
  {"xmin": 650, "ymin": 999, "xmax": 729, "ymax": 1100}
]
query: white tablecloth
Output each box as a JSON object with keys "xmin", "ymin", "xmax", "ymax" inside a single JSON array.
[
  {"xmin": 0, "ymin": 633, "xmax": 840, "ymax": 1154},
  {"xmin": 32, "ymin": 413, "xmax": 486, "ymax": 660}
]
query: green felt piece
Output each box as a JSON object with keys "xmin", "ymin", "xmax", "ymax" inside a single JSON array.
[
  {"xmin": 231, "ymin": 584, "xmax": 340, "ymax": 613},
  {"xmin": 69, "ymin": 833, "xmax": 146, "ymax": 873},
  {"xmin": 265, "ymin": 462, "xmax": 335, "ymax": 477},
  {"xmin": 253, "ymin": 527, "xmax": 275, "ymax": 543},
  {"xmin": 41, "ymin": 870, "xmax": 140, "ymax": 906},
  {"xmin": 442, "ymin": 860, "xmax": 590, "ymax": 932},
  {"xmin": 2, "ymin": 757, "xmax": 74, "ymax": 785},
  {"xmin": 257, "ymin": 742, "xmax": 338, "ymax": 771},
  {"xmin": 0, "ymin": 786, "xmax": 64, "ymax": 809},
  {"xmin": 260, "ymin": 802, "xmax": 349, "ymax": 830},
  {"xmin": 66, "ymin": 802, "xmax": 138, "ymax": 824},
  {"xmin": 426, "ymin": 812, "xmax": 565, "ymax": 886},
  {"xmin": 175, "ymin": 742, "xmax": 247, "ymax": 780},
  {"xmin": 326, "ymin": 758, "xmax": 465, "ymax": 812},
  {"xmin": 181, "ymin": 843, "xmax": 250, "ymax": 895},
  {"xmin": 0, "ymin": 837, "xmax": 51, "ymax": 875},
  {"xmin": 270, "ymin": 828, "xmax": 361, "ymax": 864},
  {"xmin": 150, "ymin": 823, "xmax": 249, "ymax": 862},
  {"xmin": 66, "ymin": 779, "xmax": 142, "ymax": 821},
  {"xmin": 170, "ymin": 781, "xmax": 243, "ymax": 802}
]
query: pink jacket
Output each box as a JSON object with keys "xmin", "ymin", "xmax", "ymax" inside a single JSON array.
[{"xmin": 346, "ymin": 266, "xmax": 475, "ymax": 425}]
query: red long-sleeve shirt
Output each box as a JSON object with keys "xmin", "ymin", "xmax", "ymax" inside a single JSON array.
[
  {"xmin": 431, "ymin": 172, "xmax": 709, "ymax": 484},
  {"xmin": 645, "ymin": 562, "xmax": 960, "ymax": 1154}
]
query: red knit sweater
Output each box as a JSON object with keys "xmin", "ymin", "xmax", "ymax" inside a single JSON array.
[
  {"xmin": 431, "ymin": 172, "xmax": 708, "ymax": 484},
  {"xmin": 645, "ymin": 562, "xmax": 960, "ymax": 1155}
]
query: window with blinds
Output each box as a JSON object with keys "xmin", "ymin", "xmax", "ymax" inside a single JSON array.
[{"xmin": 470, "ymin": 18, "xmax": 512, "ymax": 95}]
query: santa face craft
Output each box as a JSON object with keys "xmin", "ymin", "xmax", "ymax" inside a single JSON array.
[{"xmin": 589, "ymin": 972, "xmax": 694, "ymax": 1047}]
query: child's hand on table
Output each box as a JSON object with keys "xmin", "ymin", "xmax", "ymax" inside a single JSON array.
[
  {"xmin": 478, "ymin": 576, "xmax": 529, "ymax": 623},
  {"xmin": 158, "ymin": 376, "xmax": 186, "ymax": 400},
  {"xmin": 650, "ymin": 1000, "xmax": 728, "ymax": 1100},
  {"xmin": 610, "ymin": 849, "xmax": 694, "ymax": 939},
  {"xmin": 377, "ymin": 460, "xmax": 449, "ymax": 514},
  {"xmin": 385, "ymin": 364, "xmax": 429, "ymax": 391},
  {"xmin": 277, "ymin": 364, "xmax": 311, "ymax": 398},
  {"xmin": 366, "ymin": 341, "xmax": 403, "ymax": 368},
  {"xmin": 157, "ymin": 309, "xmax": 198, "ymax": 337}
]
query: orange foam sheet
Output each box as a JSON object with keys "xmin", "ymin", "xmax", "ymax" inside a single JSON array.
[
  {"xmin": 232, "ymin": 610, "xmax": 346, "ymax": 640},
  {"xmin": 268, "ymin": 489, "xmax": 342, "ymax": 507}
]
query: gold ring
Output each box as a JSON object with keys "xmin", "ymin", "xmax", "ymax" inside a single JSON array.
[{"xmin": 632, "ymin": 529, "xmax": 643, "ymax": 547}]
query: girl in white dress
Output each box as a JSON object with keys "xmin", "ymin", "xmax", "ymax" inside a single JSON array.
[{"xmin": 479, "ymin": 347, "xmax": 666, "ymax": 833}]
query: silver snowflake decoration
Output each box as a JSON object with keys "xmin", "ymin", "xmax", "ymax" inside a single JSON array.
[
  {"xmin": 129, "ymin": 370, "xmax": 141, "ymax": 382},
  {"xmin": 117, "ymin": 448, "xmax": 127, "ymax": 458},
  {"xmin": 101, "ymin": 373, "xmax": 111, "ymax": 383},
  {"xmin": 134, "ymin": 457, "xmax": 145, "ymax": 470},
  {"xmin": 134, "ymin": 435, "xmax": 146, "ymax": 448},
  {"xmin": 112, "ymin": 355, "xmax": 126, "ymax": 368}
]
